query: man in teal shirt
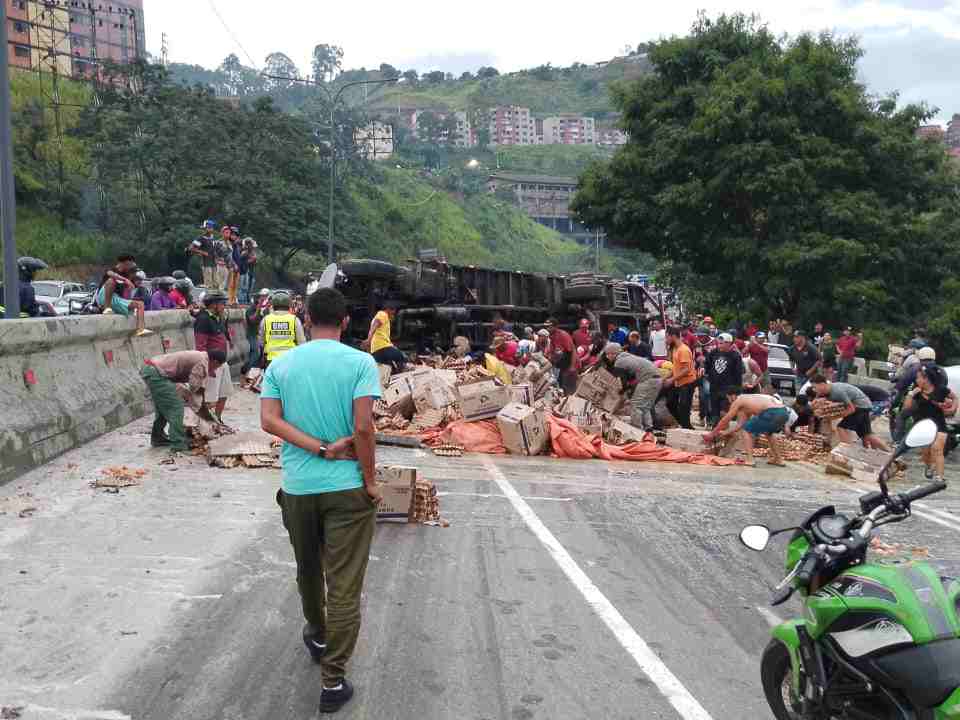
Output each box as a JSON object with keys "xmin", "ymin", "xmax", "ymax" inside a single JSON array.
[{"xmin": 260, "ymin": 287, "xmax": 381, "ymax": 714}]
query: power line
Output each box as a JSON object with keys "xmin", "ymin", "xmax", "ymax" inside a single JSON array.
[{"xmin": 206, "ymin": 0, "xmax": 259, "ymax": 70}]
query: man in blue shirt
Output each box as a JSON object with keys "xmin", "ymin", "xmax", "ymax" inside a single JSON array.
[{"xmin": 260, "ymin": 287, "xmax": 382, "ymax": 714}]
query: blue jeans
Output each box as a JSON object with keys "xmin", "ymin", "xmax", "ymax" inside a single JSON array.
[
  {"xmin": 837, "ymin": 358, "xmax": 853, "ymax": 383},
  {"xmin": 243, "ymin": 332, "xmax": 261, "ymax": 373},
  {"xmin": 238, "ymin": 271, "xmax": 256, "ymax": 305}
]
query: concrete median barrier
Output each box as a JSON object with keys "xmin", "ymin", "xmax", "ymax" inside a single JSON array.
[{"xmin": 0, "ymin": 309, "xmax": 250, "ymax": 486}]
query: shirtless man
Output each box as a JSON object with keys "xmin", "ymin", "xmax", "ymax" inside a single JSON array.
[{"xmin": 702, "ymin": 388, "xmax": 789, "ymax": 467}]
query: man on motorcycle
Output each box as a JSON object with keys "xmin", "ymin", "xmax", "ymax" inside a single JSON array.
[
  {"xmin": 703, "ymin": 388, "xmax": 789, "ymax": 466},
  {"xmin": 16, "ymin": 256, "xmax": 47, "ymax": 317},
  {"xmin": 904, "ymin": 363, "xmax": 956, "ymax": 482}
]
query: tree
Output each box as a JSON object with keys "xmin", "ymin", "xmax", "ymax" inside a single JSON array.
[
  {"xmin": 571, "ymin": 13, "xmax": 958, "ymax": 327},
  {"xmin": 379, "ymin": 63, "xmax": 400, "ymax": 79},
  {"xmin": 311, "ymin": 44, "xmax": 344, "ymax": 82},
  {"xmin": 402, "ymin": 69, "xmax": 418, "ymax": 84},
  {"xmin": 424, "ymin": 70, "xmax": 445, "ymax": 84},
  {"xmin": 264, "ymin": 52, "xmax": 301, "ymax": 88},
  {"xmin": 476, "ymin": 66, "xmax": 499, "ymax": 79},
  {"xmin": 75, "ymin": 61, "xmax": 333, "ymax": 278},
  {"xmin": 460, "ymin": 71, "xmax": 474, "ymax": 81}
]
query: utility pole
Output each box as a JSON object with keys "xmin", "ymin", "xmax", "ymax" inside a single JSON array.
[
  {"xmin": 161, "ymin": 32, "xmax": 169, "ymax": 67},
  {"xmin": 595, "ymin": 228, "xmax": 600, "ymax": 273},
  {"xmin": 1, "ymin": 2, "xmax": 20, "ymax": 317}
]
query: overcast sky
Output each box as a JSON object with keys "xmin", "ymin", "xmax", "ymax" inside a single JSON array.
[{"xmin": 144, "ymin": 0, "xmax": 959, "ymax": 124}]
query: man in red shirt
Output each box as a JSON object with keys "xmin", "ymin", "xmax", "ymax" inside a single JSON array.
[
  {"xmin": 491, "ymin": 335, "xmax": 520, "ymax": 366},
  {"xmin": 546, "ymin": 317, "xmax": 579, "ymax": 393},
  {"xmin": 572, "ymin": 318, "xmax": 592, "ymax": 350},
  {"xmin": 745, "ymin": 332, "xmax": 770, "ymax": 389},
  {"xmin": 835, "ymin": 327, "xmax": 862, "ymax": 382}
]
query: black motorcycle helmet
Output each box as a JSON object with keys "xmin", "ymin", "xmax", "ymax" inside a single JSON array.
[
  {"xmin": 172, "ymin": 270, "xmax": 188, "ymax": 281},
  {"xmin": 157, "ymin": 276, "xmax": 175, "ymax": 290},
  {"xmin": 17, "ymin": 256, "xmax": 48, "ymax": 281},
  {"xmin": 203, "ymin": 290, "xmax": 228, "ymax": 306}
]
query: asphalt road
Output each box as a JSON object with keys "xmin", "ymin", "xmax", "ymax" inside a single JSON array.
[{"xmin": 4, "ymin": 391, "xmax": 960, "ymax": 720}]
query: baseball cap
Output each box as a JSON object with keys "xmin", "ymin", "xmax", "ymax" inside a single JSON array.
[
  {"xmin": 718, "ymin": 332, "xmax": 734, "ymax": 343},
  {"xmin": 259, "ymin": 288, "xmax": 271, "ymax": 296},
  {"xmin": 918, "ymin": 346, "xmax": 937, "ymax": 361},
  {"xmin": 755, "ymin": 331, "xmax": 766, "ymax": 339}
]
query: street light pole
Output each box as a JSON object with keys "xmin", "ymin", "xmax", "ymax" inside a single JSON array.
[
  {"xmin": 262, "ymin": 73, "xmax": 398, "ymax": 265},
  {"xmin": 1, "ymin": 4, "xmax": 20, "ymax": 318}
]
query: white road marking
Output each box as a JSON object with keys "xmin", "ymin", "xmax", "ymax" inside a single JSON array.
[
  {"xmin": 21, "ymin": 705, "xmax": 132, "ymax": 720},
  {"xmin": 480, "ymin": 455, "xmax": 714, "ymax": 720},
  {"xmin": 756, "ymin": 606, "xmax": 783, "ymax": 628},
  {"xmin": 438, "ymin": 491, "xmax": 572, "ymax": 502}
]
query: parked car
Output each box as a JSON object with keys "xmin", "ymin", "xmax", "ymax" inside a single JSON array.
[
  {"xmin": 56, "ymin": 291, "xmax": 95, "ymax": 315},
  {"xmin": 766, "ymin": 343, "xmax": 797, "ymax": 396},
  {"xmin": 32, "ymin": 281, "xmax": 87, "ymax": 306}
]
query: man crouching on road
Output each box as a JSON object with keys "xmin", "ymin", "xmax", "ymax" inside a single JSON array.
[
  {"xmin": 702, "ymin": 388, "xmax": 790, "ymax": 467},
  {"xmin": 141, "ymin": 348, "xmax": 226, "ymax": 451},
  {"xmin": 260, "ymin": 287, "xmax": 382, "ymax": 714}
]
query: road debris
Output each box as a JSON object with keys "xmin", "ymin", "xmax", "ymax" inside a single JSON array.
[
  {"xmin": 0, "ymin": 492, "xmax": 37, "ymax": 517},
  {"xmin": 206, "ymin": 431, "xmax": 280, "ymax": 469},
  {"xmin": 432, "ymin": 443, "xmax": 464, "ymax": 457},
  {"xmin": 93, "ymin": 466, "xmax": 147, "ymax": 489},
  {"xmin": 1, "ymin": 706, "xmax": 24, "ymax": 719}
]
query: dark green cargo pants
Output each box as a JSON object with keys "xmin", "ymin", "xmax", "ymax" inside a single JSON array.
[
  {"xmin": 140, "ymin": 365, "xmax": 189, "ymax": 451},
  {"xmin": 277, "ymin": 487, "xmax": 376, "ymax": 684}
]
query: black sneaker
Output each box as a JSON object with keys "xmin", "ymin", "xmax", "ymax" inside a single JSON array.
[
  {"xmin": 925, "ymin": 465, "xmax": 935, "ymax": 480},
  {"xmin": 319, "ymin": 679, "xmax": 354, "ymax": 714},
  {"xmin": 151, "ymin": 435, "xmax": 171, "ymax": 447},
  {"xmin": 303, "ymin": 624, "xmax": 326, "ymax": 663}
]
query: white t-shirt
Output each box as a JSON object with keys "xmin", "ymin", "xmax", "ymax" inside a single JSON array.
[{"xmin": 650, "ymin": 329, "xmax": 667, "ymax": 357}]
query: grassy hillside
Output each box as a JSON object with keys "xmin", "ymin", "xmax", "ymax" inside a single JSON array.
[
  {"xmin": 344, "ymin": 167, "xmax": 646, "ymax": 277},
  {"xmin": 370, "ymin": 59, "xmax": 649, "ymax": 117}
]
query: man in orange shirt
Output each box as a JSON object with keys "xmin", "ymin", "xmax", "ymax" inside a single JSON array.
[{"xmin": 662, "ymin": 326, "xmax": 697, "ymax": 428}]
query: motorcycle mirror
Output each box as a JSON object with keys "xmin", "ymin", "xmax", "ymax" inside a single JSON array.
[
  {"xmin": 905, "ymin": 419, "xmax": 938, "ymax": 449},
  {"xmin": 740, "ymin": 525, "xmax": 771, "ymax": 551},
  {"xmin": 771, "ymin": 585, "xmax": 795, "ymax": 607}
]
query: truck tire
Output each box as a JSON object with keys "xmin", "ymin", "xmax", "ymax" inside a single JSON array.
[
  {"xmin": 340, "ymin": 259, "xmax": 400, "ymax": 280},
  {"xmin": 562, "ymin": 284, "xmax": 606, "ymax": 302}
]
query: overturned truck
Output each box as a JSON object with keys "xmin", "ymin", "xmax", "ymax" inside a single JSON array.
[{"xmin": 334, "ymin": 258, "xmax": 666, "ymax": 350}]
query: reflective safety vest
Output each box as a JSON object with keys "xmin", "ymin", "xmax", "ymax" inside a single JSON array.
[{"xmin": 264, "ymin": 312, "xmax": 297, "ymax": 361}]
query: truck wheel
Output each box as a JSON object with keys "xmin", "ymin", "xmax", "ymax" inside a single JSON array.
[
  {"xmin": 340, "ymin": 259, "xmax": 400, "ymax": 280},
  {"xmin": 761, "ymin": 640, "xmax": 803, "ymax": 720}
]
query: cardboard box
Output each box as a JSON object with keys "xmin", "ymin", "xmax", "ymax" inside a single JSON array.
[
  {"xmin": 459, "ymin": 380, "xmax": 510, "ymax": 422},
  {"xmin": 575, "ymin": 368, "xmax": 624, "ymax": 413},
  {"xmin": 434, "ymin": 369, "xmax": 458, "ymax": 387},
  {"xmin": 375, "ymin": 465, "xmax": 418, "ymax": 520},
  {"xmin": 383, "ymin": 368, "xmax": 434, "ymax": 409},
  {"xmin": 413, "ymin": 381, "xmax": 460, "ymax": 413},
  {"xmin": 497, "ymin": 403, "xmax": 549, "ymax": 456},
  {"xmin": 509, "ymin": 384, "xmax": 533, "ymax": 406},
  {"xmin": 603, "ymin": 415, "xmax": 647, "ymax": 445},
  {"xmin": 560, "ymin": 395, "xmax": 595, "ymax": 417},
  {"xmin": 665, "ymin": 428, "xmax": 710, "ymax": 453}
]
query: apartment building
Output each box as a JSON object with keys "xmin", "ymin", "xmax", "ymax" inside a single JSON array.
[
  {"xmin": 541, "ymin": 114, "xmax": 595, "ymax": 145},
  {"xmin": 947, "ymin": 114, "xmax": 960, "ymax": 148},
  {"xmin": 7, "ymin": 0, "xmax": 145, "ymax": 78},
  {"xmin": 917, "ymin": 125, "xmax": 946, "ymax": 141},
  {"xmin": 354, "ymin": 122, "xmax": 394, "ymax": 161},
  {"xmin": 489, "ymin": 105, "xmax": 534, "ymax": 146},
  {"xmin": 597, "ymin": 127, "xmax": 628, "ymax": 147}
]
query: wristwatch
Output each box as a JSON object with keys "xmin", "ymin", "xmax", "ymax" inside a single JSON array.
[{"xmin": 316, "ymin": 445, "xmax": 328, "ymax": 459}]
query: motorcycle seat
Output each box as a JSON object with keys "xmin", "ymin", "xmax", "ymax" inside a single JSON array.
[{"xmin": 859, "ymin": 638, "xmax": 960, "ymax": 709}]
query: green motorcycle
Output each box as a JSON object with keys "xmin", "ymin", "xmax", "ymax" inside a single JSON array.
[{"xmin": 741, "ymin": 419, "xmax": 960, "ymax": 719}]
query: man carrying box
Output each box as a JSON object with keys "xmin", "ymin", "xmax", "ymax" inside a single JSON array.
[{"xmin": 260, "ymin": 288, "xmax": 382, "ymax": 714}]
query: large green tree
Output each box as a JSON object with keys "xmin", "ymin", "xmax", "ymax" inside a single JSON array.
[
  {"xmin": 572, "ymin": 13, "xmax": 958, "ymax": 328},
  {"xmin": 75, "ymin": 61, "xmax": 335, "ymax": 279}
]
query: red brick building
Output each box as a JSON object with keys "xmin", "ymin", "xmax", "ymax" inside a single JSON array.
[{"xmin": 6, "ymin": 0, "xmax": 145, "ymax": 78}]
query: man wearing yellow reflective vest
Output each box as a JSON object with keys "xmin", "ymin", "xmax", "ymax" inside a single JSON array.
[{"xmin": 258, "ymin": 290, "xmax": 306, "ymax": 366}]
